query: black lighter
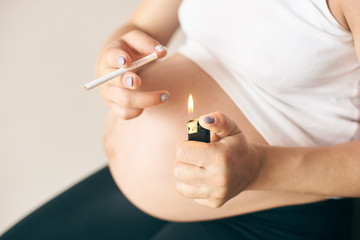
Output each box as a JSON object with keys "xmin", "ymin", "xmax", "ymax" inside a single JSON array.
[
  {"xmin": 187, "ymin": 94, "xmax": 210, "ymax": 143},
  {"xmin": 187, "ymin": 119, "xmax": 210, "ymax": 143}
]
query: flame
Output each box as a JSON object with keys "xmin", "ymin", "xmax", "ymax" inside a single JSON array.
[
  {"xmin": 188, "ymin": 94, "xmax": 194, "ymax": 120},
  {"xmin": 188, "ymin": 94, "xmax": 194, "ymax": 113}
]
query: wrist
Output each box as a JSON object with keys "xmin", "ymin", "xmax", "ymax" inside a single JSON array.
[
  {"xmin": 248, "ymin": 144, "xmax": 313, "ymax": 193},
  {"xmin": 246, "ymin": 144, "xmax": 266, "ymax": 190}
]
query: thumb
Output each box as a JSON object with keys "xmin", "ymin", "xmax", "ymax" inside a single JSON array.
[{"xmin": 199, "ymin": 112, "xmax": 241, "ymax": 139}]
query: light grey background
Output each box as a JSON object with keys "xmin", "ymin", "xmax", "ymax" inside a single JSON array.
[
  {"xmin": 2, "ymin": 0, "xmax": 359, "ymax": 238},
  {"xmin": 0, "ymin": 0, "xmax": 184, "ymax": 234}
]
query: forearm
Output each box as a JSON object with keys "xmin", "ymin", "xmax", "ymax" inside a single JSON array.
[
  {"xmin": 251, "ymin": 140, "xmax": 360, "ymax": 197},
  {"xmin": 107, "ymin": 0, "xmax": 182, "ymax": 46},
  {"xmin": 253, "ymin": 0, "xmax": 360, "ymax": 197}
]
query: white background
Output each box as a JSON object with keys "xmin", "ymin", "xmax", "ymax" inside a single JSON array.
[
  {"xmin": 1, "ymin": 0, "xmax": 359, "ymax": 238},
  {"xmin": 0, "ymin": 0, "xmax": 183, "ymax": 234}
]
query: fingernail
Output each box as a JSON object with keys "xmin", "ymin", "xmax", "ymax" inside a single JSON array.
[
  {"xmin": 117, "ymin": 56, "xmax": 125, "ymax": 66},
  {"xmin": 126, "ymin": 76, "xmax": 133, "ymax": 87},
  {"xmin": 160, "ymin": 93, "xmax": 170, "ymax": 102},
  {"xmin": 201, "ymin": 115, "xmax": 215, "ymax": 124},
  {"xmin": 155, "ymin": 45, "xmax": 167, "ymax": 52}
]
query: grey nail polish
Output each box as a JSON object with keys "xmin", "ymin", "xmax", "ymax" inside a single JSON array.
[
  {"xmin": 117, "ymin": 56, "xmax": 125, "ymax": 66},
  {"xmin": 201, "ymin": 115, "xmax": 215, "ymax": 124},
  {"xmin": 155, "ymin": 45, "xmax": 168, "ymax": 52},
  {"xmin": 126, "ymin": 76, "xmax": 133, "ymax": 87},
  {"xmin": 160, "ymin": 93, "xmax": 170, "ymax": 102}
]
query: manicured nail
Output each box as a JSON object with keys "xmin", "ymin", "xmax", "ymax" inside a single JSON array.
[
  {"xmin": 126, "ymin": 76, "xmax": 133, "ymax": 87},
  {"xmin": 117, "ymin": 56, "xmax": 125, "ymax": 66},
  {"xmin": 160, "ymin": 93, "xmax": 170, "ymax": 102},
  {"xmin": 155, "ymin": 45, "xmax": 167, "ymax": 52},
  {"xmin": 201, "ymin": 115, "xmax": 215, "ymax": 124}
]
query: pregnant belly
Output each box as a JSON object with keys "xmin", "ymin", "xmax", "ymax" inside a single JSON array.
[
  {"xmin": 103, "ymin": 53, "xmax": 325, "ymax": 221},
  {"xmin": 104, "ymin": 112, "xmax": 326, "ymax": 222}
]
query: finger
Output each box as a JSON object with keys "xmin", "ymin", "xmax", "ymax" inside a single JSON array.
[
  {"xmin": 105, "ymin": 47, "xmax": 132, "ymax": 68},
  {"xmin": 105, "ymin": 71, "xmax": 142, "ymax": 89},
  {"xmin": 100, "ymin": 85, "xmax": 146, "ymax": 119},
  {"xmin": 194, "ymin": 199, "xmax": 224, "ymax": 208},
  {"xmin": 122, "ymin": 30, "xmax": 168, "ymax": 59},
  {"xmin": 121, "ymin": 72, "xmax": 142, "ymax": 89},
  {"xmin": 199, "ymin": 112, "xmax": 241, "ymax": 139},
  {"xmin": 103, "ymin": 86, "xmax": 170, "ymax": 109},
  {"xmin": 154, "ymin": 44, "xmax": 167, "ymax": 59},
  {"xmin": 107, "ymin": 101, "xmax": 144, "ymax": 120},
  {"xmin": 175, "ymin": 181, "xmax": 208, "ymax": 199},
  {"xmin": 176, "ymin": 141, "xmax": 213, "ymax": 168},
  {"xmin": 174, "ymin": 161, "xmax": 207, "ymax": 185}
]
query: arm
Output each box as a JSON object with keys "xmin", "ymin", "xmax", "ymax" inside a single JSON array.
[
  {"xmin": 252, "ymin": 141, "xmax": 360, "ymax": 197},
  {"xmin": 174, "ymin": 1, "xmax": 360, "ymax": 208},
  {"xmin": 105, "ymin": 0, "xmax": 182, "ymax": 47},
  {"xmin": 343, "ymin": 0, "xmax": 360, "ymax": 63},
  {"xmin": 175, "ymin": 113, "xmax": 360, "ymax": 209},
  {"xmin": 251, "ymin": 0, "xmax": 360, "ymax": 197}
]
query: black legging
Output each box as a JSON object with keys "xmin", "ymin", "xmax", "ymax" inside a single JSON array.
[{"xmin": 1, "ymin": 167, "xmax": 354, "ymax": 240}]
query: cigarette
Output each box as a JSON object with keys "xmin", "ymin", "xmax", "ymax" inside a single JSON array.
[{"xmin": 84, "ymin": 52, "xmax": 158, "ymax": 90}]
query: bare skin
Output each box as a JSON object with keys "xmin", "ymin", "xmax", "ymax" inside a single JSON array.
[
  {"xmin": 100, "ymin": 0, "xmax": 359, "ymax": 221},
  {"xmin": 104, "ymin": 54, "xmax": 326, "ymax": 221}
]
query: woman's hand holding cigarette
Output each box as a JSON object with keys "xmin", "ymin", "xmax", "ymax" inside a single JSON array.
[
  {"xmin": 175, "ymin": 112, "xmax": 264, "ymax": 208},
  {"xmin": 96, "ymin": 30, "xmax": 169, "ymax": 120}
]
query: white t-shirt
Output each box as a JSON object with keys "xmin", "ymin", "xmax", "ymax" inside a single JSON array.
[{"xmin": 178, "ymin": 0, "xmax": 360, "ymax": 147}]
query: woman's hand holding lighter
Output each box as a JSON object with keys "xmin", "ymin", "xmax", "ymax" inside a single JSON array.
[
  {"xmin": 96, "ymin": 30, "xmax": 262, "ymax": 208},
  {"xmin": 175, "ymin": 112, "xmax": 263, "ymax": 208},
  {"xmin": 96, "ymin": 30, "xmax": 169, "ymax": 120}
]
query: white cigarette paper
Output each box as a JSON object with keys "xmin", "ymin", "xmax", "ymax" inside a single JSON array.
[{"xmin": 84, "ymin": 52, "xmax": 158, "ymax": 90}]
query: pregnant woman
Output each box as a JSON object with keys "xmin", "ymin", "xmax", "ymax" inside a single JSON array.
[{"xmin": 2, "ymin": 0, "xmax": 359, "ymax": 239}]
